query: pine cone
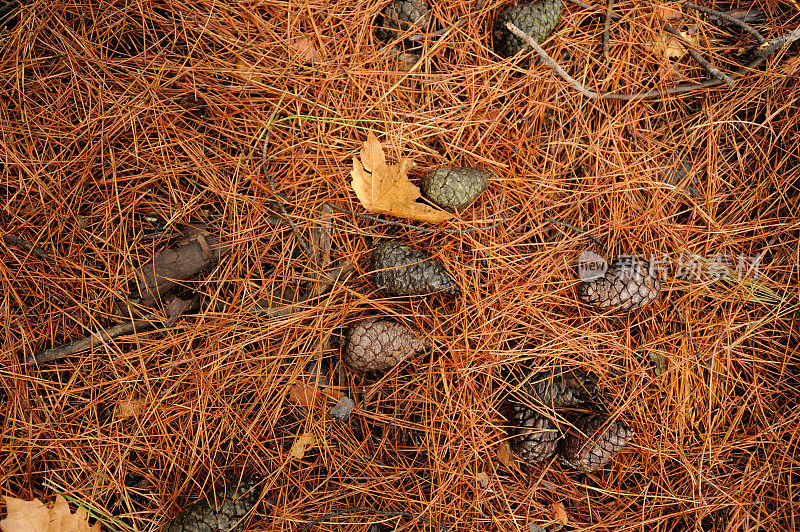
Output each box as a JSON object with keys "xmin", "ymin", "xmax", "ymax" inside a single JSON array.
[
  {"xmin": 420, "ymin": 167, "xmax": 490, "ymax": 212},
  {"xmin": 507, "ymin": 405, "xmax": 559, "ymax": 463},
  {"xmin": 375, "ymin": 0, "xmax": 430, "ymax": 41},
  {"xmin": 163, "ymin": 477, "xmax": 261, "ymax": 532},
  {"xmin": 578, "ymin": 256, "xmax": 660, "ymax": 311},
  {"xmin": 344, "ymin": 318, "xmax": 429, "ymax": 372},
  {"xmin": 561, "ymin": 414, "xmax": 634, "ymax": 472},
  {"xmin": 371, "ymin": 240, "xmax": 460, "ymax": 296},
  {"xmin": 525, "ymin": 369, "xmax": 600, "ymax": 409},
  {"xmin": 493, "ymin": 0, "xmax": 564, "ymax": 57}
]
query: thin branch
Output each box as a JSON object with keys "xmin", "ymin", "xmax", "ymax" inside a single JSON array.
[
  {"xmin": 506, "ymin": 22, "xmax": 800, "ymax": 101},
  {"xmin": 299, "ymin": 505, "xmax": 445, "ymax": 532},
  {"xmin": 3, "ymin": 234, "xmax": 47, "ymax": 257},
  {"xmin": 251, "ymin": 262, "xmax": 353, "ymax": 318},
  {"xmin": 407, "ymin": 0, "xmax": 484, "ymax": 41},
  {"xmin": 328, "ymin": 203, "xmax": 505, "ymax": 234},
  {"xmin": 664, "ymin": 24, "xmax": 735, "ymax": 87},
  {"xmin": 29, "ymin": 315, "xmax": 160, "ymax": 365},
  {"xmin": 683, "ymin": 1, "xmax": 766, "ymax": 44},
  {"xmin": 261, "ymin": 130, "xmax": 314, "ymax": 262},
  {"xmin": 566, "ymin": 0, "xmax": 621, "ymax": 20},
  {"xmin": 544, "ymin": 217, "xmax": 605, "ymax": 248},
  {"xmin": 602, "ymin": 0, "xmax": 615, "ymax": 60}
]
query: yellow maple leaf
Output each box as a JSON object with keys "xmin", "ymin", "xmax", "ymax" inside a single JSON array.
[
  {"xmin": 351, "ymin": 133, "xmax": 453, "ymax": 223},
  {"xmin": 0, "ymin": 495, "xmax": 100, "ymax": 532}
]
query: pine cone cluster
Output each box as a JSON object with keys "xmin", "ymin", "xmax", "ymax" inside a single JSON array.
[{"xmin": 506, "ymin": 368, "xmax": 633, "ymax": 471}]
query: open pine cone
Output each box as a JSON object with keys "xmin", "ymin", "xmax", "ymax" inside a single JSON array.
[
  {"xmin": 561, "ymin": 414, "xmax": 635, "ymax": 472},
  {"xmin": 507, "ymin": 405, "xmax": 559, "ymax": 463},
  {"xmin": 578, "ymin": 256, "xmax": 660, "ymax": 311},
  {"xmin": 163, "ymin": 477, "xmax": 261, "ymax": 532}
]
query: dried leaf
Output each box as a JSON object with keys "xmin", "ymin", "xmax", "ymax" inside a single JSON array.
[
  {"xmin": 497, "ymin": 441, "xmax": 516, "ymax": 470},
  {"xmin": 476, "ymin": 471, "xmax": 489, "ymax": 488},
  {"xmin": 648, "ymin": 31, "xmax": 698, "ymax": 60},
  {"xmin": 351, "ymin": 133, "xmax": 453, "ymax": 223},
  {"xmin": 0, "ymin": 495, "xmax": 101, "ymax": 532},
  {"xmin": 113, "ymin": 394, "xmax": 146, "ymax": 420},
  {"xmin": 289, "ymin": 36, "xmax": 319, "ymax": 64},
  {"xmin": 552, "ymin": 502, "xmax": 568, "ymax": 526},
  {"xmin": 288, "ymin": 382, "xmax": 342, "ymax": 408},
  {"xmin": 290, "ymin": 431, "xmax": 316, "ymax": 459},
  {"xmin": 655, "ymin": 4, "xmax": 683, "ymax": 21}
]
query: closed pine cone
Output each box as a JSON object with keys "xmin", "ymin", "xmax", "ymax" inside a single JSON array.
[
  {"xmin": 344, "ymin": 318, "xmax": 429, "ymax": 372},
  {"xmin": 578, "ymin": 256, "xmax": 660, "ymax": 311},
  {"xmin": 375, "ymin": 0, "xmax": 430, "ymax": 41},
  {"xmin": 526, "ymin": 369, "xmax": 600, "ymax": 409},
  {"xmin": 163, "ymin": 477, "xmax": 261, "ymax": 532},
  {"xmin": 561, "ymin": 414, "xmax": 634, "ymax": 472},
  {"xmin": 371, "ymin": 240, "xmax": 460, "ymax": 296}
]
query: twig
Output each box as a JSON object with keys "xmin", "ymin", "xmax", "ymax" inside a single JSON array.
[
  {"xmin": 544, "ymin": 217, "xmax": 605, "ymax": 248},
  {"xmin": 602, "ymin": 0, "xmax": 614, "ymax": 60},
  {"xmin": 261, "ymin": 131, "xmax": 314, "ymax": 261},
  {"xmin": 29, "ymin": 315, "xmax": 160, "ymax": 365},
  {"xmin": 3, "ymin": 234, "xmax": 47, "ymax": 257},
  {"xmin": 299, "ymin": 505, "xmax": 445, "ymax": 532},
  {"xmin": 329, "ymin": 204, "xmax": 506, "ymax": 234},
  {"xmin": 407, "ymin": 0, "xmax": 484, "ymax": 41},
  {"xmin": 566, "ymin": 0, "xmax": 621, "ymax": 20},
  {"xmin": 683, "ymin": 1, "xmax": 766, "ymax": 44},
  {"xmin": 505, "ymin": 22, "xmax": 800, "ymax": 101},
  {"xmin": 664, "ymin": 24, "xmax": 735, "ymax": 87},
  {"xmin": 251, "ymin": 262, "xmax": 353, "ymax": 318}
]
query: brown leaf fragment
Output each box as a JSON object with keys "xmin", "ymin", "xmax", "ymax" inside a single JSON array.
[
  {"xmin": 289, "ymin": 36, "xmax": 320, "ymax": 63},
  {"xmin": 0, "ymin": 495, "xmax": 101, "ymax": 532},
  {"xmin": 114, "ymin": 393, "xmax": 146, "ymax": 420},
  {"xmin": 290, "ymin": 432, "xmax": 316, "ymax": 459},
  {"xmin": 648, "ymin": 29, "xmax": 698, "ymax": 60},
  {"xmin": 351, "ymin": 133, "xmax": 453, "ymax": 223},
  {"xmin": 655, "ymin": 4, "xmax": 683, "ymax": 21},
  {"xmin": 552, "ymin": 502, "xmax": 568, "ymax": 527},
  {"xmin": 497, "ymin": 440, "xmax": 517, "ymax": 470}
]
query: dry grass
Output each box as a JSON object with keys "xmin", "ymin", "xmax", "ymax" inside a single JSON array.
[{"xmin": 1, "ymin": 0, "xmax": 799, "ymax": 530}]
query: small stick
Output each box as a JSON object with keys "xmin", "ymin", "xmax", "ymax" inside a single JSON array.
[
  {"xmin": 407, "ymin": 0, "xmax": 484, "ymax": 41},
  {"xmin": 262, "ymin": 131, "xmax": 314, "ymax": 262},
  {"xmin": 544, "ymin": 217, "xmax": 605, "ymax": 248},
  {"xmin": 299, "ymin": 505, "xmax": 444, "ymax": 532},
  {"xmin": 506, "ymin": 22, "xmax": 800, "ymax": 101},
  {"xmin": 29, "ymin": 315, "xmax": 159, "ymax": 365},
  {"xmin": 566, "ymin": 0, "xmax": 621, "ymax": 20},
  {"xmin": 664, "ymin": 24, "xmax": 735, "ymax": 87},
  {"xmin": 251, "ymin": 262, "xmax": 353, "ymax": 318},
  {"xmin": 602, "ymin": 0, "xmax": 615, "ymax": 60},
  {"xmin": 3, "ymin": 234, "xmax": 47, "ymax": 257},
  {"xmin": 683, "ymin": 1, "xmax": 766, "ymax": 44},
  {"xmin": 328, "ymin": 204, "xmax": 505, "ymax": 234}
]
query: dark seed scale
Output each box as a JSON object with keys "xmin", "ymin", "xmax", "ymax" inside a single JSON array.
[
  {"xmin": 493, "ymin": 0, "xmax": 564, "ymax": 58},
  {"xmin": 163, "ymin": 477, "xmax": 261, "ymax": 532},
  {"xmin": 561, "ymin": 414, "xmax": 634, "ymax": 472},
  {"xmin": 420, "ymin": 167, "xmax": 491, "ymax": 212},
  {"xmin": 371, "ymin": 240, "xmax": 460, "ymax": 296},
  {"xmin": 578, "ymin": 256, "xmax": 660, "ymax": 311},
  {"xmin": 344, "ymin": 318, "xmax": 429, "ymax": 372},
  {"xmin": 525, "ymin": 369, "xmax": 600, "ymax": 409},
  {"xmin": 508, "ymin": 405, "xmax": 559, "ymax": 463},
  {"xmin": 375, "ymin": 0, "xmax": 430, "ymax": 41}
]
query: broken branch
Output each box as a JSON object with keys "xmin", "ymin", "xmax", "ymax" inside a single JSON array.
[{"xmin": 664, "ymin": 24, "xmax": 735, "ymax": 87}]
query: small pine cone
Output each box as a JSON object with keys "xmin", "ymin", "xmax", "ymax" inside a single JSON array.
[
  {"xmin": 371, "ymin": 240, "xmax": 460, "ymax": 297},
  {"xmin": 578, "ymin": 256, "xmax": 660, "ymax": 311},
  {"xmin": 507, "ymin": 405, "xmax": 559, "ymax": 463},
  {"xmin": 375, "ymin": 0, "xmax": 430, "ymax": 41},
  {"xmin": 493, "ymin": 0, "xmax": 564, "ymax": 57},
  {"xmin": 163, "ymin": 477, "xmax": 261, "ymax": 532},
  {"xmin": 420, "ymin": 167, "xmax": 491, "ymax": 212},
  {"xmin": 526, "ymin": 369, "xmax": 600, "ymax": 409},
  {"xmin": 344, "ymin": 318, "xmax": 429, "ymax": 372},
  {"xmin": 561, "ymin": 414, "xmax": 634, "ymax": 472}
]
